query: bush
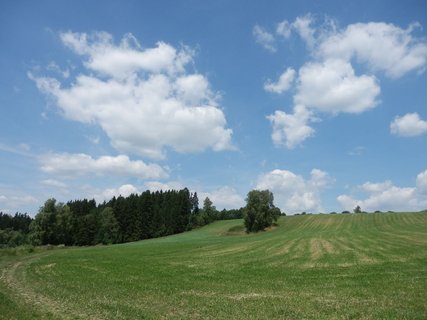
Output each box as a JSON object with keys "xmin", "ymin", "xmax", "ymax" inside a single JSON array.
[{"xmin": 0, "ymin": 229, "xmax": 28, "ymax": 248}]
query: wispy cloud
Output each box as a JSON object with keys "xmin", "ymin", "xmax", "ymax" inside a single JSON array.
[
  {"xmin": 253, "ymin": 25, "xmax": 276, "ymax": 52},
  {"xmin": 0, "ymin": 143, "xmax": 34, "ymax": 158}
]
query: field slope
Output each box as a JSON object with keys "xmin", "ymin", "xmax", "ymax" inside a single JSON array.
[{"xmin": 1, "ymin": 212, "xmax": 427, "ymax": 319}]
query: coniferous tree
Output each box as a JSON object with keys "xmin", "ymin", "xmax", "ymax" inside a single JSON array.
[
  {"xmin": 25, "ymin": 188, "xmax": 211, "ymax": 247},
  {"xmin": 95, "ymin": 207, "xmax": 119, "ymax": 244}
]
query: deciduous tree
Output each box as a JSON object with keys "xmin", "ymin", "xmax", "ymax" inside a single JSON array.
[{"xmin": 244, "ymin": 190, "xmax": 280, "ymax": 232}]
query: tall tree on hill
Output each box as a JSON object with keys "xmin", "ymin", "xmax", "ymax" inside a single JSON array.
[
  {"xmin": 188, "ymin": 192, "xmax": 199, "ymax": 229},
  {"xmin": 139, "ymin": 190, "xmax": 153, "ymax": 239},
  {"xmin": 95, "ymin": 207, "xmax": 119, "ymax": 244},
  {"xmin": 176, "ymin": 188, "xmax": 192, "ymax": 233},
  {"xmin": 30, "ymin": 198, "xmax": 74, "ymax": 245},
  {"xmin": 203, "ymin": 197, "xmax": 217, "ymax": 224},
  {"xmin": 74, "ymin": 211, "xmax": 98, "ymax": 246},
  {"xmin": 113, "ymin": 196, "xmax": 128, "ymax": 243},
  {"xmin": 244, "ymin": 190, "xmax": 280, "ymax": 232},
  {"xmin": 55, "ymin": 204, "xmax": 73, "ymax": 245},
  {"xmin": 354, "ymin": 205, "xmax": 362, "ymax": 214},
  {"xmin": 151, "ymin": 191, "xmax": 166, "ymax": 237},
  {"xmin": 29, "ymin": 198, "xmax": 57, "ymax": 245},
  {"xmin": 126, "ymin": 193, "xmax": 142, "ymax": 242}
]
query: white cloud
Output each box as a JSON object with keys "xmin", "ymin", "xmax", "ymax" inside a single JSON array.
[
  {"xmin": 60, "ymin": 32, "xmax": 192, "ymax": 79},
  {"xmin": 276, "ymin": 14, "xmax": 316, "ymax": 49},
  {"xmin": 253, "ymin": 25, "xmax": 276, "ymax": 52},
  {"xmin": 0, "ymin": 194, "xmax": 38, "ymax": 213},
  {"xmin": 175, "ymin": 74, "xmax": 214, "ymax": 105},
  {"xmin": 390, "ymin": 113, "xmax": 427, "ymax": 137},
  {"xmin": 337, "ymin": 170, "xmax": 427, "ymax": 212},
  {"xmin": 337, "ymin": 187, "xmax": 418, "ymax": 212},
  {"xmin": 310, "ymin": 168, "xmax": 334, "ymax": 188},
  {"xmin": 264, "ymin": 67, "xmax": 296, "ymax": 94},
  {"xmin": 40, "ymin": 153, "xmax": 168, "ymax": 179},
  {"xmin": 295, "ymin": 59, "xmax": 380, "ymax": 114},
  {"xmin": 256, "ymin": 168, "xmax": 332, "ymax": 214},
  {"xmin": 47, "ymin": 61, "xmax": 70, "ymax": 78},
  {"xmin": 264, "ymin": 16, "xmax": 427, "ymax": 148},
  {"xmin": 292, "ymin": 14, "xmax": 316, "ymax": 48},
  {"xmin": 319, "ymin": 22, "xmax": 427, "ymax": 78},
  {"xmin": 200, "ymin": 186, "xmax": 245, "ymax": 210},
  {"xmin": 94, "ymin": 184, "xmax": 139, "ymax": 202},
  {"xmin": 41, "ymin": 179, "xmax": 68, "ymax": 189},
  {"xmin": 144, "ymin": 181, "xmax": 184, "ymax": 192},
  {"xmin": 360, "ymin": 181, "xmax": 394, "ymax": 193},
  {"xmin": 267, "ymin": 105, "xmax": 316, "ymax": 149},
  {"xmin": 276, "ymin": 15, "xmax": 316, "ymax": 48},
  {"xmin": 0, "ymin": 142, "xmax": 33, "ymax": 157},
  {"xmin": 31, "ymin": 31, "xmax": 233, "ymax": 159},
  {"xmin": 416, "ymin": 170, "xmax": 427, "ymax": 194},
  {"xmin": 276, "ymin": 20, "xmax": 292, "ymax": 38}
]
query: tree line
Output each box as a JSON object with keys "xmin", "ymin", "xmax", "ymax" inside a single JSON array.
[
  {"xmin": 0, "ymin": 212, "xmax": 32, "ymax": 247},
  {"xmin": 0, "ymin": 188, "xmax": 246, "ymax": 248}
]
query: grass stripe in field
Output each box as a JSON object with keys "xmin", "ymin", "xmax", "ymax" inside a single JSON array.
[{"xmin": 1, "ymin": 212, "xmax": 427, "ymax": 319}]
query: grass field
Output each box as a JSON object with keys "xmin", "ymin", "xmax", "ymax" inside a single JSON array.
[{"xmin": 1, "ymin": 212, "xmax": 427, "ymax": 319}]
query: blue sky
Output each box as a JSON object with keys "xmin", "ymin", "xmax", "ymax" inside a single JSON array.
[{"xmin": 1, "ymin": 0, "xmax": 427, "ymax": 215}]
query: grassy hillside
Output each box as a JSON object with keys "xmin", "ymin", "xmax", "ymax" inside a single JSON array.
[{"xmin": 1, "ymin": 212, "xmax": 427, "ymax": 319}]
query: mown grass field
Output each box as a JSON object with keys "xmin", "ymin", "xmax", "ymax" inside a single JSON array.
[{"xmin": 1, "ymin": 212, "xmax": 427, "ymax": 319}]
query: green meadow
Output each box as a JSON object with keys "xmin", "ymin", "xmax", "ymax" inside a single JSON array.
[{"xmin": 1, "ymin": 212, "xmax": 427, "ymax": 319}]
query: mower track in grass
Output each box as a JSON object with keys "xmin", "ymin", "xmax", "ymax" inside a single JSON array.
[{"xmin": 1, "ymin": 212, "xmax": 427, "ymax": 319}]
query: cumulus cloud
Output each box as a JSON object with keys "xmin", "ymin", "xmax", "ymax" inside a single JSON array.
[
  {"xmin": 200, "ymin": 186, "xmax": 245, "ymax": 210},
  {"xmin": 31, "ymin": 31, "xmax": 233, "ymax": 159},
  {"xmin": 94, "ymin": 184, "xmax": 139, "ymax": 202},
  {"xmin": 60, "ymin": 32, "xmax": 192, "ymax": 78},
  {"xmin": 390, "ymin": 113, "xmax": 427, "ymax": 137},
  {"xmin": 253, "ymin": 25, "xmax": 276, "ymax": 52},
  {"xmin": 295, "ymin": 59, "xmax": 380, "ymax": 114},
  {"xmin": 416, "ymin": 170, "xmax": 427, "ymax": 194},
  {"xmin": 267, "ymin": 105, "xmax": 316, "ymax": 149},
  {"xmin": 264, "ymin": 67, "xmax": 296, "ymax": 94},
  {"xmin": 40, "ymin": 153, "xmax": 168, "ymax": 179},
  {"xmin": 318, "ymin": 22, "xmax": 427, "ymax": 78},
  {"xmin": 262, "ymin": 15, "xmax": 427, "ymax": 148},
  {"xmin": 256, "ymin": 168, "xmax": 333, "ymax": 214},
  {"xmin": 360, "ymin": 181, "xmax": 394, "ymax": 193},
  {"xmin": 337, "ymin": 170, "xmax": 427, "ymax": 212}
]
